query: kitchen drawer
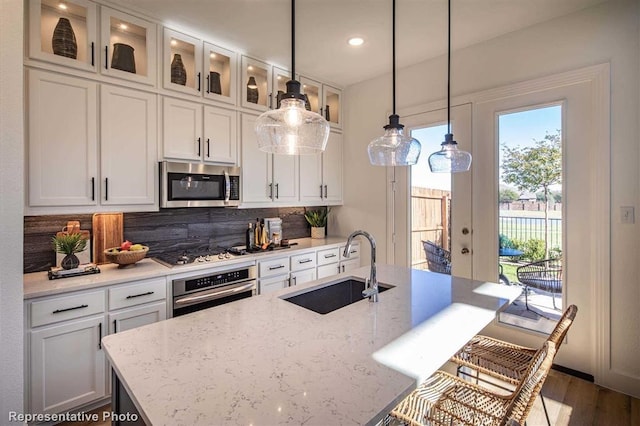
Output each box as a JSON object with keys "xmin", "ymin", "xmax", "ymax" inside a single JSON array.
[
  {"xmin": 290, "ymin": 252, "xmax": 317, "ymax": 271},
  {"xmin": 258, "ymin": 256, "xmax": 290, "ymax": 278},
  {"xmin": 259, "ymin": 275, "xmax": 290, "ymax": 295},
  {"xmin": 109, "ymin": 278, "xmax": 166, "ymax": 311},
  {"xmin": 31, "ymin": 290, "xmax": 106, "ymax": 327},
  {"xmin": 317, "ymin": 247, "xmax": 340, "ymax": 266},
  {"xmin": 340, "ymin": 242, "xmax": 360, "ymax": 260}
]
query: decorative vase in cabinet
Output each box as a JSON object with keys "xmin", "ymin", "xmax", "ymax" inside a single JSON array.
[
  {"xmin": 111, "ymin": 43, "xmax": 136, "ymax": 73},
  {"xmin": 171, "ymin": 54, "xmax": 187, "ymax": 85},
  {"xmin": 247, "ymin": 76, "xmax": 259, "ymax": 104},
  {"xmin": 209, "ymin": 71, "xmax": 222, "ymax": 94},
  {"xmin": 52, "ymin": 18, "xmax": 77, "ymax": 59}
]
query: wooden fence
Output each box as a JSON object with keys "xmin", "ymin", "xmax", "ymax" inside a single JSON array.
[{"xmin": 411, "ymin": 187, "xmax": 451, "ymax": 269}]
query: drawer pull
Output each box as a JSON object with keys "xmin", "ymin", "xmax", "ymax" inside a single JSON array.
[
  {"xmin": 298, "ymin": 259, "xmax": 313, "ymax": 264},
  {"xmin": 98, "ymin": 322, "xmax": 102, "ymax": 349},
  {"xmin": 52, "ymin": 304, "xmax": 88, "ymax": 314},
  {"xmin": 269, "ymin": 264, "xmax": 285, "ymax": 270},
  {"xmin": 324, "ymin": 253, "xmax": 337, "ymax": 258},
  {"xmin": 126, "ymin": 291, "xmax": 154, "ymax": 299}
]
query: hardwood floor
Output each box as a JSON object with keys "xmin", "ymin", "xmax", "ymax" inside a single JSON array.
[{"xmin": 58, "ymin": 370, "xmax": 639, "ymax": 425}]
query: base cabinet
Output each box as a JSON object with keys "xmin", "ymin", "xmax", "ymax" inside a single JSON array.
[
  {"xmin": 29, "ymin": 315, "xmax": 106, "ymax": 414},
  {"xmin": 290, "ymin": 268, "xmax": 317, "ymax": 286}
]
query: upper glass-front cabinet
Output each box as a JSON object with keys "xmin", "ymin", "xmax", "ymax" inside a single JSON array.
[
  {"xmin": 241, "ymin": 56, "xmax": 272, "ymax": 111},
  {"xmin": 300, "ymin": 76, "xmax": 322, "ymax": 115},
  {"xmin": 100, "ymin": 7, "xmax": 156, "ymax": 86},
  {"xmin": 272, "ymin": 66, "xmax": 294, "ymax": 109},
  {"xmin": 204, "ymin": 42, "xmax": 237, "ymax": 105},
  {"xmin": 300, "ymin": 77, "xmax": 342, "ymax": 129},
  {"xmin": 164, "ymin": 28, "xmax": 202, "ymax": 96},
  {"xmin": 28, "ymin": 0, "xmax": 98, "ymax": 71}
]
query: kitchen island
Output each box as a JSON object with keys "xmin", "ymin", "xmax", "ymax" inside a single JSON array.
[{"xmin": 102, "ymin": 265, "xmax": 521, "ymax": 425}]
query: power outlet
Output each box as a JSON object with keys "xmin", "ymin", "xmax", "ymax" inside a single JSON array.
[{"xmin": 621, "ymin": 206, "xmax": 635, "ymax": 224}]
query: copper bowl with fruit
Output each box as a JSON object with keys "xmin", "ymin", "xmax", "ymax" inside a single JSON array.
[{"xmin": 104, "ymin": 241, "xmax": 148, "ymax": 267}]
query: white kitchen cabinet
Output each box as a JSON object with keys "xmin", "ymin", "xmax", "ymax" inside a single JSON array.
[
  {"xmin": 28, "ymin": 69, "xmax": 98, "ymax": 208},
  {"xmin": 340, "ymin": 258, "xmax": 361, "ymax": 274},
  {"xmin": 100, "ymin": 84, "xmax": 157, "ymax": 206},
  {"xmin": 241, "ymin": 114, "xmax": 298, "ymax": 205},
  {"xmin": 259, "ymin": 274, "xmax": 290, "ymax": 295},
  {"xmin": 258, "ymin": 255, "xmax": 291, "ymax": 295},
  {"xmin": 204, "ymin": 42, "xmax": 237, "ymax": 105},
  {"xmin": 299, "ymin": 131, "xmax": 343, "ymax": 205},
  {"xmin": 109, "ymin": 301, "xmax": 166, "ymax": 334},
  {"xmin": 163, "ymin": 28, "xmax": 202, "ymax": 95},
  {"xmin": 163, "ymin": 97, "xmax": 238, "ymax": 165},
  {"xmin": 241, "ymin": 56, "xmax": 272, "ymax": 111},
  {"xmin": 100, "ymin": 6, "xmax": 156, "ymax": 86},
  {"xmin": 290, "ymin": 268, "xmax": 317, "ymax": 286},
  {"xmin": 339, "ymin": 242, "xmax": 361, "ymax": 274},
  {"xmin": 27, "ymin": 290, "xmax": 107, "ymax": 415},
  {"xmin": 28, "ymin": 0, "xmax": 98, "ymax": 72},
  {"xmin": 317, "ymin": 263, "xmax": 340, "ymax": 279},
  {"xmin": 300, "ymin": 76, "xmax": 342, "ymax": 129},
  {"xmin": 316, "ymin": 247, "xmax": 341, "ymax": 279}
]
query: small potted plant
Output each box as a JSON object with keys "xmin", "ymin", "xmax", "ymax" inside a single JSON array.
[
  {"xmin": 52, "ymin": 232, "xmax": 88, "ymax": 270},
  {"xmin": 304, "ymin": 208, "xmax": 330, "ymax": 239}
]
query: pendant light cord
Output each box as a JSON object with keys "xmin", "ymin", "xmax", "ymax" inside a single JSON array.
[
  {"xmin": 447, "ymin": 0, "xmax": 451, "ymax": 134},
  {"xmin": 392, "ymin": 0, "xmax": 396, "ymax": 115},
  {"xmin": 291, "ymin": 0, "xmax": 296, "ymax": 78}
]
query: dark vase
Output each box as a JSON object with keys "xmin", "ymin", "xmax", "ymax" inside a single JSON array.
[
  {"xmin": 247, "ymin": 76, "xmax": 259, "ymax": 104},
  {"xmin": 52, "ymin": 18, "xmax": 77, "ymax": 59},
  {"xmin": 209, "ymin": 71, "xmax": 222, "ymax": 94},
  {"xmin": 276, "ymin": 90, "xmax": 285, "ymax": 109},
  {"xmin": 325, "ymin": 105, "xmax": 331, "ymax": 121},
  {"xmin": 303, "ymin": 94, "xmax": 311, "ymax": 111},
  {"xmin": 171, "ymin": 54, "xmax": 187, "ymax": 85},
  {"xmin": 61, "ymin": 253, "xmax": 80, "ymax": 270},
  {"xmin": 111, "ymin": 43, "xmax": 136, "ymax": 73}
]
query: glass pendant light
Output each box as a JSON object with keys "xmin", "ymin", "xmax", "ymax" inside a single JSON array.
[
  {"xmin": 368, "ymin": 0, "xmax": 421, "ymax": 166},
  {"xmin": 428, "ymin": 0, "xmax": 472, "ymax": 173},
  {"xmin": 255, "ymin": 0, "xmax": 330, "ymax": 155}
]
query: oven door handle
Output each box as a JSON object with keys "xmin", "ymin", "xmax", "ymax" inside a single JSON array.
[
  {"xmin": 224, "ymin": 170, "xmax": 230, "ymax": 204},
  {"xmin": 174, "ymin": 281, "xmax": 255, "ymax": 306}
]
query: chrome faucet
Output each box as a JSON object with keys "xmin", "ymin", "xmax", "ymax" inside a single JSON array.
[{"xmin": 344, "ymin": 230, "xmax": 378, "ymax": 302}]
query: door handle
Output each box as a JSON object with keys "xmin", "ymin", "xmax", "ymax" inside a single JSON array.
[
  {"xmin": 197, "ymin": 137, "xmax": 201, "ymax": 157},
  {"xmin": 275, "ymin": 183, "xmax": 279, "ymax": 199},
  {"xmin": 206, "ymin": 138, "xmax": 210, "ymax": 157},
  {"xmin": 462, "ymin": 227, "xmax": 470, "ymax": 235},
  {"xmin": 461, "ymin": 248, "xmax": 470, "ymax": 255},
  {"xmin": 206, "ymin": 73, "xmax": 210, "ymax": 93},
  {"xmin": 91, "ymin": 42, "xmax": 95, "ymax": 66},
  {"xmin": 104, "ymin": 45, "xmax": 108, "ymax": 69},
  {"xmin": 197, "ymin": 72, "xmax": 201, "ymax": 92},
  {"xmin": 105, "ymin": 177, "xmax": 109, "ymax": 201}
]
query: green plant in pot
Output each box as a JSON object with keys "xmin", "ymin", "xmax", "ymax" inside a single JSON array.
[
  {"xmin": 52, "ymin": 233, "xmax": 88, "ymax": 270},
  {"xmin": 304, "ymin": 208, "xmax": 330, "ymax": 239}
]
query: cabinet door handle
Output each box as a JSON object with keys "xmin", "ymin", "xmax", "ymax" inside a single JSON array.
[
  {"xmin": 299, "ymin": 259, "xmax": 313, "ymax": 264},
  {"xmin": 324, "ymin": 185, "xmax": 328, "ymax": 198},
  {"xmin": 98, "ymin": 322, "xmax": 102, "ymax": 349},
  {"xmin": 268, "ymin": 93, "xmax": 273, "ymax": 109},
  {"xmin": 197, "ymin": 137, "xmax": 201, "ymax": 157},
  {"xmin": 105, "ymin": 177, "xmax": 109, "ymax": 201},
  {"xmin": 320, "ymin": 107, "xmax": 323, "ymax": 116},
  {"xmin": 105, "ymin": 45, "xmax": 108, "ymax": 69},
  {"xmin": 206, "ymin": 73, "xmax": 210, "ymax": 93},
  {"xmin": 197, "ymin": 72, "xmax": 201, "ymax": 92},
  {"xmin": 269, "ymin": 264, "xmax": 285, "ymax": 270},
  {"xmin": 320, "ymin": 185, "xmax": 323, "ymax": 198},
  {"xmin": 52, "ymin": 304, "xmax": 88, "ymax": 314},
  {"xmin": 91, "ymin": 42, "xmax": 95, "ymax": 66},
  {"xmin": 324, "ymin": 253, "xmax": 336, "ymax": 259},
  {"xmin": 269, "ymin": 183, "xmax": 273, "ymax": 199},
  {"xmin": 126, "ymin": 291, "xmax": 154, "ymax": 299},
  {"xmin": 113, "ymin": 319, "xmax": 117, "ymax": 333},
  {"xmin": 341, "ymin": 264, "xmax": 345, "ymax": 272},
  {"xmin": 292, "ymin": 276, "xmax": 296, "ymax": 286},
  {"xmin": 275, "ymin": 183, "xmax": 279, "ymax": 199},
  {"xmin": 206, "ymin": 138, "xmax": 210, "ymax": 157},
  {"xmin": 91, "ymin": 177, "xmax": 95, "ymax": 201}
]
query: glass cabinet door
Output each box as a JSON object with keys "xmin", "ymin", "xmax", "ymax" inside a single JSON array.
[
  {"xmin": 300, "ymin": 77, "xmax": 322, "ymax": 116},
  {"xmin": 241, "ymin": 56, "xmax": 272, "ymax": 111},
  {"xmin": 323, "ymin": 85, "xmax": 342, "ymax": 129},
  {"xmin": 28, "ymin": 0, "xmax": 97, "ymax": 71},
  {"xmin": 204, "ymin": 42, "xmax": 237, "ymax": 105},
  {"xmin": 164, "ymin": 28, "xmax": 202, "ymax": 95},
  {"xmin": 100, "ymin": 7, "xmax": 156, "ymax": 86}
]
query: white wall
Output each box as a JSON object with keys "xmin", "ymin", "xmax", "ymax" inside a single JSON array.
[
  {"xmin": 341, "ymin": 0, "xmax": 639, "ymax": 396},
  {"xmin": 0, "ymin": 0, "xmax": 24, "ymax": 422}
]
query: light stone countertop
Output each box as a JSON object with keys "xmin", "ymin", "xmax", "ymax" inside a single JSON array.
[
  {"xmin": 23, "ymin": 237, "xmax": 351, "ymax": 300},
  {"xmin": 102, "ymin": 265, "xmax": 522, "ymax": 426}
]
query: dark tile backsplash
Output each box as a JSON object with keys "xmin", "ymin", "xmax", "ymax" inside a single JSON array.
[{"xmin": 24, "ymin": 207, "xmax": 324, "ymax": 273}]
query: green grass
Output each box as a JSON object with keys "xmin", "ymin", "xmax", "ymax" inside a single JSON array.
[{"xmin": 500, "ymin": 262, "xmax": 519, "ymax": 284}]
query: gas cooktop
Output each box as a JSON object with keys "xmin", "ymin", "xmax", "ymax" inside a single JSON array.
[{"xmin": 153, "ymin": 247, "xmax": 247, "ymax": 267}]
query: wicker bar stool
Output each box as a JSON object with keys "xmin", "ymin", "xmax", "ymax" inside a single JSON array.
[
  {"xmin": 449, "ymin": 304, "xmax": 578, "ymax": 425},
  {"xmin": 390, "ymin": 342, "xmax": 556, "ymax": 426}
]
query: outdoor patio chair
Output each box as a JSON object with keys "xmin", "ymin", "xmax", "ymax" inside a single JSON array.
[
  {"xmin": 450, "ymin": 304, "xmax": 578, "ymax": 426},
  {"xmin": 422, "ymin": 240, "xmax": 451, "ymax": 274},
  {"xmin": 389, "ymin": 341, "xmax": 557, "ymax": 426},
  {"xmin": 516, "ymin": 258, "xmax": 562, "ymax": 310}
]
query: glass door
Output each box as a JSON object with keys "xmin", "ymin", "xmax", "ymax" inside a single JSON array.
[
  {"xmin": 204, "ymin": 43, "xmax": 237, "ymax": 105},
  {"xmin": 163, "ymin": 28, "xmax": 202, "ymax": 95}
]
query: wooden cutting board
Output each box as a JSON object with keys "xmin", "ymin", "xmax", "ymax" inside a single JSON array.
[{"xmin": 92, "ymin": 213, "xmax": 124, "ymax": 264}]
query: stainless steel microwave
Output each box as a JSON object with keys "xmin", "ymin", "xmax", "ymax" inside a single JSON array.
[{"xmin": 160, "ymin": 161, "xmax": 240, "ymax": 208}]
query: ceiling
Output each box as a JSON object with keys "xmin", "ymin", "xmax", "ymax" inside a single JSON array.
[{"xmin": 110, "ymin": 0, "xmax": 608, "ymax": 87}]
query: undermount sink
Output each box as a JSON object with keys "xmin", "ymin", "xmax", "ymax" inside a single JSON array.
[{"xmin": 282, "ymin": 278, "xmax": 394, "ymax": 314}]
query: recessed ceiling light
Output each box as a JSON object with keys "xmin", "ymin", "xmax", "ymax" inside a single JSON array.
[
  {"xmin": 58, "ymin": 2, "xmax": 67, "ymax": 10},
  {"xmin": 210, "ymin": 53, "xmax": 216, "ymax": 58},
  {"xmin": 248, "ymin": 65, "xmax": 253, "ymax": 71},
  {"xmin": 119, "ymin": 23, "xmax": 128, "ymax": 30},
  {"xmin": 170, "ymin": 39, "xmax": 177, "ymax": 46},
  {"xmin": 348, "ymin": 37, "xmax": 364, "ymax": 46}
]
